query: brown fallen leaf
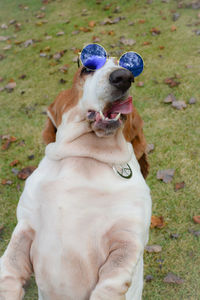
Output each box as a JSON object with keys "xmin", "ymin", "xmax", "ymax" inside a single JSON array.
[
  {"xmin": 151, "ymin": 215, "xmax": 166, "ymax": 228},
  {"xmin": 1, "ymin": 179, "xmax": 13, "ymax": 185},
  {"xmin": 59, "ymin": 64, "xmax": 69, "ymax": 73},
  {"xmin": 171, "ymin": 101, "xmax": 187, "ymax": 110},
  {"xmin": 103, "ymin": 3, "xmax": 112, "ymax": 10},
  {"xmin": 143, "ymin": 41, "xmax": 151, "ymax": 46},
  {"xmin": 88, "ymin": 21, "xmax": 96, "ymax": 28},
  {"xmin": 10, "ymin": 159, "xmax": 19, "ymax": 166},
  {"xmin": 150, "ymin": 27, "xmax": 161, "ymax": 35},
  {"xmin": 163, "ymin": 273, "xmax": 184, "ymax": 284},
  {"xmin": 1, "ymin": 135, "xmax": 17, "ymax": 150},
  {"xmin": 157, "ymin": 169, "xmax": 175, "ymax": 183},
  {"xmin": 18, "ymin": 166, "xmax": 36, "ymax": 180},
  {"xmin": 174, "ymin": 181, "xmax": 185, "ymax": 191},
  {"xmin": 159, "ymin": 45, "xmax": 165, "ymax": 50},
  {"xmin": 108, "ymin": 30, "xmax": 115, "ymax": 36},
  {"xmin": 145, "ymin": 245, "xmax": 162, "ymax": 253},
  {"xmin": 171, "ymin": 25, "xmax": 177, "ymax": 32},
  {"xmin": 164, "ymin": 77, "xmax": 180, "ymax": 88},
  {"xmin": 193, "ymin": 216, "xmax": 200, "ymax": 224},
  {"xmin": 92, "ymin": 36, "xmax": 101, "ymax": 43},
  {"xmin": 138, "ymin": 19, "xmax": 146, "ymax": 24}
]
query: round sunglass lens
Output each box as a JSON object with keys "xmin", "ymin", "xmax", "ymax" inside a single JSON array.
[
  {"xmin": 119, "ymin": 52, "xmax": 144, "ymax": 77},
  {"xmin": 80, "ymin": 44, "xmax": 107, "ymax": 70}
]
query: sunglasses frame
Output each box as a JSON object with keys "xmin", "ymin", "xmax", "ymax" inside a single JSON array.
[{"xmin": 79, "ymin": 44, "xmax": 144, "ymax": 77}]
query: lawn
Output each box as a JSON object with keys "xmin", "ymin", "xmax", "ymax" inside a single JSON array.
[{"xmin": 0, "ymin": 0, "xmax": 200, "ymax": 299}]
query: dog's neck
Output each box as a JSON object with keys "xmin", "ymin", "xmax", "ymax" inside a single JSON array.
[{"xmin": 45, "ymin": 118, "xmax": 131, "ymax": 165}]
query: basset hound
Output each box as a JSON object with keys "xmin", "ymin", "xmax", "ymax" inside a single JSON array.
[{"xmin": 0, "ymin": 58, "xmax": 152, "ymax": 300}]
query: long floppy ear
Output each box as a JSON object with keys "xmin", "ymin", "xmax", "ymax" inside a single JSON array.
[
  {"xmin": 123, "ymin": 105, "xmax": 149, "ymax": 178},
  {"xmin": 42, "ymin": 103, "xmax": 57, "ymax": 145}
]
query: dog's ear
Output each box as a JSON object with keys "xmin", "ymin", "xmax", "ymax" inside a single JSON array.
[
  {"xmin": 42, "ymin": 103, "xmax": 57, "ymax": 145},
  {"xmin": 123, "ymin": 105, "xmax": 149, "ymax": 178}
]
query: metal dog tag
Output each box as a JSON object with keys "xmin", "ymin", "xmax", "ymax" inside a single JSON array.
[{"xmin": 113, "ymin": 163, "xmax": 132, "ymax": 179}]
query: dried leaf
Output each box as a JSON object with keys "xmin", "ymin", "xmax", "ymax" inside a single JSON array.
[
  {"xmin": 188, "ymin": 97, "xmax": 196, "ymax": 104},
  {"xmin": 174, "ymin": 181, "xmax": 185, "ymax": 191},
  {"xmin": 145, "ymin": 275, "xmax": 154, "ymax": 282},
  {"xmin": 1, "ymin": 24, "xmax": 8, "ymax": 29},
  {"xmin": 60, "ymin": 78, "xmax": 66, "ymax": 84},
  {"xmin": 171, "ymin": 101, "xmax": 187, "ymax": 110},
  {"xmin": 56, "ymin": 31, "xmax": 65, "ymax": 36},
  {"xmin": 138, "ymin": 19, "xmax": 146, "ymax": 24},
  {"xmin": 24, "ymin": 39, "xmax": 34, "ymax": 48},
  {"xmin": 1, "ymin": 135, "xmax": 17, "ymax": 150},
  {"xmin": 146, "ymin": 143, "xmax": 154, "ymax": 154},
  {"xmin": 10, "ymin": 159, "xmax": 19, "ymax": 166},
  {"xmin": 59, "ymin": 64, "xmax": 69, "ymax": 73},
  {"xmin": 150, "ymin": 27, "xmax": 161, "ymax": 35},
  {"xmin": 163, "ymin": 273, "xmax": 184, "ymax": 284},
  {"xmin": 164, "ymin": 77, "xmax": 180, "ymax": 88},
  {"xmin": 5, "ymin": 81, "xmax": 16, "ymax": 91},
  {"xmin": 145, "ymin": 245, "xmax": 162, "ymax": 253},
  {"xmin": 108, "ymin": 30, "xmax": 115, "ymax": 36},
  {"xmin": 151, "ymin": 216, "xmax": 166, "ymax": 228},
  {"xmin": 170, "ymin": 233, "xmax": 179, "ymax": 239},
  {"xmin": 159, "ymin": 45, "xmax": 165, "ymax": 50},
  {"xmin": 18, "ymin": 166, "xmax": 36, "ymax": 180},
  {"xmin": 92, "ymin": 36, "xmax": 101, "ymax": 43},
  {"xmin": 157, "ymin": 169, "xmax": 175, "ymax": 183},
  {"xmin": 1, "ymin": 179, "xmax": 13, "ymax": 185},
  {"xmin": 3, "ymin": 45, "xmax": 12, "ymax": 51},
  {"xmin": 164, "ymin": 94, "xmax": 176, "ymax": 103},
  {"xmin": 28, "ymin": 154, "xmax": 35, "ymax": 160},
  {"xmin": 172, "ymin": 13, "xmax": 180, "ymax": 21},
  {"xmin": 171, "ymin": 25, "xmax": 177, "ymax": 32},
  {"xmin": 119, "ymin": 36, "xmax": 136, "ymax": 46},
  {"xmin": 0, "ymin": 36, "xmax": 9, "ymax": 41},
  {"xmin": 193, "ymin": 216, "xmax": 200, "ymax": 224},
  {"xmin": 188, "ymin": 228, "xmax": 200, "ymax": 237},
  {"xmin": 143, "ymin": 41, "xmax": 151, "ymax": 46},
  {"xmin": 88, "ymin": 21, "xmax": 96, "ymax": 28}
]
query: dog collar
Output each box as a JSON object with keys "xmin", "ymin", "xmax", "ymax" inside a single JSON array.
[{"xmin": 113, "ymin": 163, "xmax": 132, "ymax": 179}]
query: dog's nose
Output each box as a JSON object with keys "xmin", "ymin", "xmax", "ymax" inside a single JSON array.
[{"xmin": 109, "ymin": 69, "xmax": 134, "ymax": 92}]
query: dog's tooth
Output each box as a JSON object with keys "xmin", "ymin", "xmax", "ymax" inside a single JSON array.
[
  {"xmin": 114, "ymin": 113, "xmax": 121, "ymax": 121},
  {"xmin": 99, "ymin": 111, "xmax": 105, "ymax": 120}
]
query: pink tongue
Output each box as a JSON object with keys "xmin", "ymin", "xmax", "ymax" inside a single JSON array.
[{"xmin": 108, "ymin": 96, "xmax": 133, "ymax": 115}]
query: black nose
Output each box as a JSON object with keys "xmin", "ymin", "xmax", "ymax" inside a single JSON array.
[{"xmin": 109, "ymin": 69, "xmax": 134, "ymax": 92}]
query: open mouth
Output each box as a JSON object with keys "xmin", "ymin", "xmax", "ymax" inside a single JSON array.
[{"xmin": 87, "ymin": 96, "xmax": 133, "ymax": 135}]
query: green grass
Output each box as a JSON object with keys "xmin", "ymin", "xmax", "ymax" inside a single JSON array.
[{"xmin": 0, "ymin": 0, "xmax": 200, "ymax": 299}]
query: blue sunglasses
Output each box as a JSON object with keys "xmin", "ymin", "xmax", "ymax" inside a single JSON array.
[{"xmin": 80, "ymin": 43, "xmax": 144, "ymax": 77}]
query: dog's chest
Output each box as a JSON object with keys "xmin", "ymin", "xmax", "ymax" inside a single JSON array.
[{"xmin": 20, "ymin": 156, "xmax": 150, "ymax": 299}]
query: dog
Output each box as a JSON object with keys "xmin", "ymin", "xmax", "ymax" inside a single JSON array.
[{"xmin": 0, "ymin": 58, "xmax": 151, "ymax": 300}]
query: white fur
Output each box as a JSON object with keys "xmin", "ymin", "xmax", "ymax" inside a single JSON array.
[{"xmin": 0, "ymin": 60, "xmax": 152, "ymax": 300}]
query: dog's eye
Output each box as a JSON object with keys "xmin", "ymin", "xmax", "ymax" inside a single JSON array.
[{"xmin": 81, "ymin": 67, "xmax": 95, "ymax": 76}]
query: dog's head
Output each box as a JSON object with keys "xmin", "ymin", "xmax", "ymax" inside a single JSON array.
[{"xmin": 43, "ymin": 58, "xmax": 149, "ymax": 177}]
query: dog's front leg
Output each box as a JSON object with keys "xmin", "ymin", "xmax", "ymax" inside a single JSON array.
[
  {"xmin": 90, "ymin": 231, "xmax": 143, "ymax": 300},
  {"xmin": 0, "ymin": 220, "xmax": 34, "ymax": 300}
]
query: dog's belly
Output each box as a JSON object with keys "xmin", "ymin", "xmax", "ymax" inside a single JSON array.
[
  {"xmin": 29, "ymin": 183, "xmax": 148, "ymax": 300},
  {"xmin": 18, "ymin": 157, "xmax": 151, "ymax": 299}
]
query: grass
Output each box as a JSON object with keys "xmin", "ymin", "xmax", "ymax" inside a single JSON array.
[{"xmin": 0, "ymin": 0, "xmax": 200, "ymax": 299}]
